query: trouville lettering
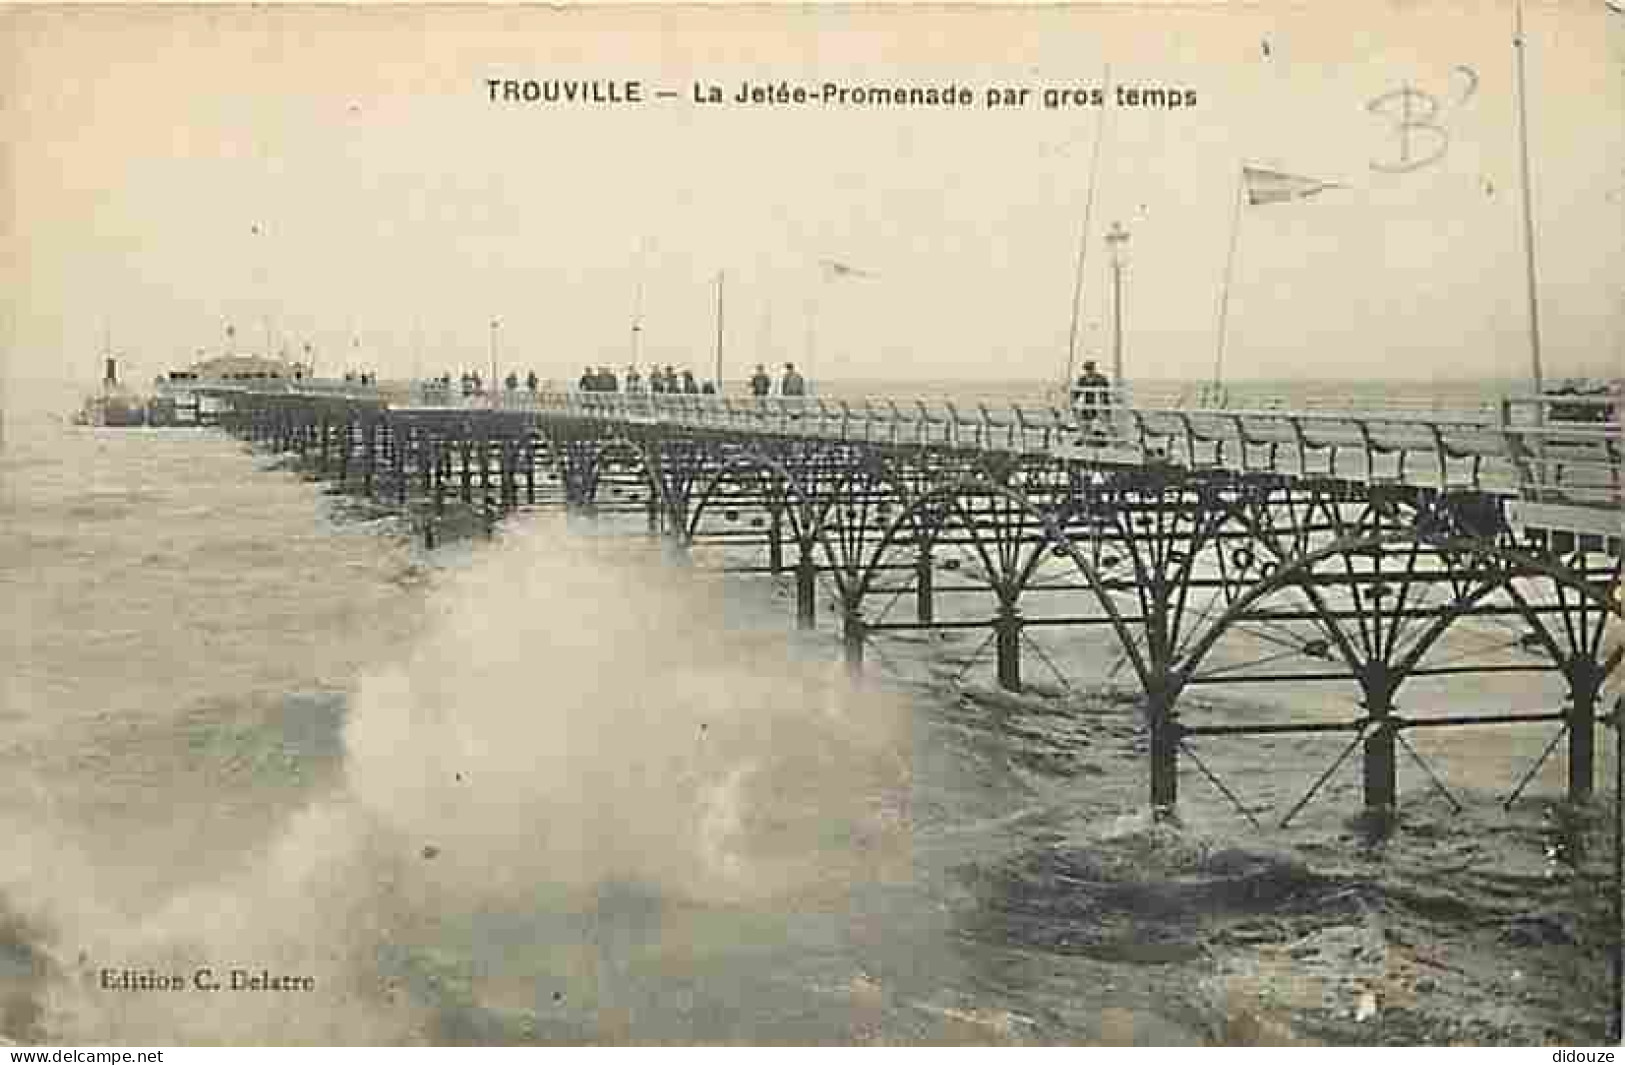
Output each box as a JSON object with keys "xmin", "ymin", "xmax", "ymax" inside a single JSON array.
[{"xmin": 486, "ymin": 79, "xmax": 643, "ymax": 104}]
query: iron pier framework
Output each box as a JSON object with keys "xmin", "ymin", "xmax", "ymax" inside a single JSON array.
[{"xmin": 218, "ymin": 387, "xmax": 1623, "ymax": 826}]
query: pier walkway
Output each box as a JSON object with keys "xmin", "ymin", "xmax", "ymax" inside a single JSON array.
[{"xmin": 209, "ymin": 381, "xmax": 1623, "ymax": 825}]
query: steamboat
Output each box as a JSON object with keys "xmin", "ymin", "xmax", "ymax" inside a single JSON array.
[{"xmin": 148, "ymin": 348, "xmax": 306, "ymax": 427}]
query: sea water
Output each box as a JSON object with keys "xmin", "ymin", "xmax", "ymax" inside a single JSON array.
[{"xmin": 0, "ymin": 393, "xmax": 1615, "ymax": 1045}]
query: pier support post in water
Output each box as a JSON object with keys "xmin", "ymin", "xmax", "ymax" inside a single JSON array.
[
  {"xmin": 994, "ymin": 603, "xmax": 1022, "ymax": 692},
  {"xmin": 1566, "ymin": 658, "xmax": 1601, "ymax": 804},
  {"xmin": 767, "ymin": 504, "xmax": 785, "ymax": 575},
  {"xmin": 842, "ymin": 605, "xmax": 865, "ymax": 673},
  {"xmin": 433, "ymin": 441, "xmax": 446, "ymax": 516},
  {"xmin": 1360, "ymin": 666, "xmax": 1399, "ymax": 815},
  {"xmin": 1148, "ymin": 681, "xmax": 1179, "ymax": 818},
  {"xmin": 362, "ymin": 421, "xmax": 376, "ymax": 496},
  {"xmin": 500, "ymin": 441, "xmax": 516, "ymax": 510},
  {"xmin": 394, "ymin": 429, "xmax": 407, "ymax": 506},
  {"xmin": 796, "ymin": 543, "xmax": 817, "ymax": 630},
  {"xmin": 915, "ymin": 546, "xmax": 934, "ymax": 624}
]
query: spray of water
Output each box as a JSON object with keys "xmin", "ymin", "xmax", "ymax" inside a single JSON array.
[
  {"xmin": 2, "ymin": 516, "xmax": 913, "ymax": 1044},
  {"xmin": 343, "ymin": 519, "xmax": 914, "ymax": 907}
]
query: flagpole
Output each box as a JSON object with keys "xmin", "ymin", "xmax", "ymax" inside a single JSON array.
[
  {"xmin": 804, "ymin": 288, "xmax": 817, "ymax": 396},
  {"xmin": 1063, "ymin": 64, "xmax": 1112, "ymax": 395},
  {"xmin": 1512, "ymin": 0, "xmax": 1545, "ymax": 398},
  {"xmin": 412, "ymin": 319, "xmax": 423, "ymax": 382},
  {"xmin": 631, "ymin": 277, "xmax": 645, "ymax": 368},
  {"xmin": 630, "ymin": 238, "xmax": 650, "ymax": 369},
  {"xmin": 1210, "ymin": 165, "xmax": 1247, "ymax": 398}
]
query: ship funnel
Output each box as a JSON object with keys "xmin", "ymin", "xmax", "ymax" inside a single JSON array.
[{"xmin": 103, "ymin": 357, "xmax": 118, "ymax": 385}]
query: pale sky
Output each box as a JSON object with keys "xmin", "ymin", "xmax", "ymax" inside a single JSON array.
[{"xmin": 3, "ymin": 2, "xmax": 1623, "ymax": 403}]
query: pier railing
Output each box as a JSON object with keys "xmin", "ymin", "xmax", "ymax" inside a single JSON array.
[
  {"xmin": 486, "ymin": 389, "xmax": 1618, "ymax": 507},
  {"xmin": 208, "ymin": 380, "xmax": 1622, "ymax": 508}
]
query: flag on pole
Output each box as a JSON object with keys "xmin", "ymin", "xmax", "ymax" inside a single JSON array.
[{"xmin": 1241, "ymin": 165, "xmax": 1342, "ymax": 206}]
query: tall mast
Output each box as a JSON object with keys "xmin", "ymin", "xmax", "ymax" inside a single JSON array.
[
  {"xmin": 1513, "ymin": 0, "xmax": 1544, "ymax": 396},
  {"xmin": 1210, "ymin": 168, "xmax": 1247, "ymax": 396},
  {"xmin": 1063, "ymin": 65, "xmax": 1112, "ymax": 393}
]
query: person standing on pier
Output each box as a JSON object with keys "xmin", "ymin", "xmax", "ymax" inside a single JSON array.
[
  {"xmin": 525, "ymin": 370, "xmax": 539, "ymax": 392},
  {"xmin": 681, "ymin": 369, "xmax": 698, "ymax": 394},
  {"xmin": 578, "ymin": 365, "xmax": 596, "ymax": 392},
  {"xmin": 750, "ymin": 363, "xmax": 771, "ymax": 398},
  {"xmin": 1073, "ymin": 359, "xmax": 1110, "ymax": 444},
  {"xmin": 780, "ymin": 362, "xmax": 806, "ymax": 397},
  {"xmin": 625, "ymin": 365, "xmax": 642, "ymax": 393},
  {"xmin": 662, "ymin": 365, "xmax": 679, "ymax": 393}
]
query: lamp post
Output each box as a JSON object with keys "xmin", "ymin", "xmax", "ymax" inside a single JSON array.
[
  {"xmin": 249, "ymin": 221, "xmax": 277, "ymax": 358},
  {"xmin": 489, "ymin": 318, "xmax": 500, "ymax": 404},
  {"xmin": 1106, "ymin": 221, "xmax": 1130, "ymax": 407}
]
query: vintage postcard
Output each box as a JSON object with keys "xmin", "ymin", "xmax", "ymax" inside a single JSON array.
[{"xmin": 1, "ymin": 0, "xmax": 1622, "ymax": 1048}]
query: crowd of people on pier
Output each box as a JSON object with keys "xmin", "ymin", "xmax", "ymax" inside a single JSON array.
[
  {"xmin": 415, "ymin": 370, "xmax": 544, "ymax": 397},
  {"xmin": 577, "ymin": 364, "xmax": 716, "ymax": 395},
  {"xmin": 404, "ymin": 360, "xmax": 813, "ymax": 402},
  {"xmin": 572, "ymin": 361, "xmax": 809, "ymax": 397}
]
